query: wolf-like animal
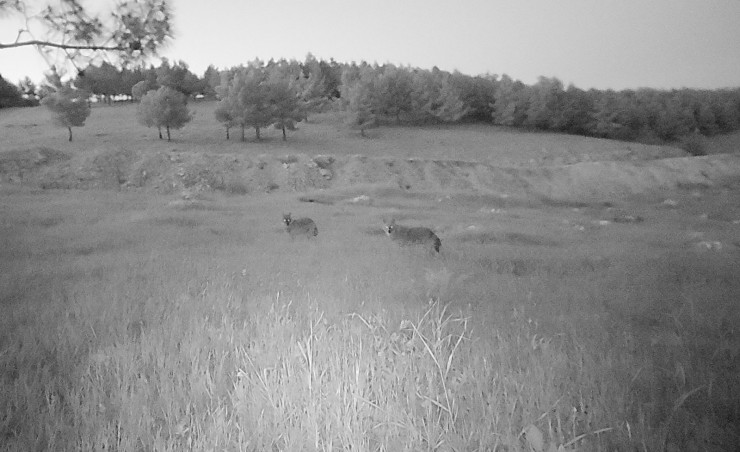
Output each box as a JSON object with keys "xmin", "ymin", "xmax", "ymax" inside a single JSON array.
[
  {"xmin": 383, "ymin": 218, "xmax": 441, "ymax": 253},
  {"xmin": 283, "ymin": 213, "xmax": 318, "ymax": 240}
]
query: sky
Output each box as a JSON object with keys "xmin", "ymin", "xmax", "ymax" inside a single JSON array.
[{"xmin": 2, "ymin": 0, "xmax": 740, "ymax": 91}]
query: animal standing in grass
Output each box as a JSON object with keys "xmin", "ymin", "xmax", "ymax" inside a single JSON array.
[
  {"xmin": 383, "ymin": 218, "xmax": 441, "ymax": 253},
  {"xmin": 283, "ymin": 213, "xmax": 319, "ymax": 240}
]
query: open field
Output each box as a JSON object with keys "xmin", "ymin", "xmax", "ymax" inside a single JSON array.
[
  {"xmin": 1, "ymin": 103, "xmax": 740, "ymax": 450},
  {"xmin": 2, "ymin": 102, "xmax": 691, "ymax": 165}
]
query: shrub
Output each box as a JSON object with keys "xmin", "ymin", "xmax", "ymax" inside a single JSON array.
[{"xmin": 680, "ymin": 132, "xmax": 708, "ymax": 156}]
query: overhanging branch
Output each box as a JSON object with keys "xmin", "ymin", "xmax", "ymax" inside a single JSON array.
[{"xmin": 0, "ymin": 40, "xmax": 126, "ymax": 51}]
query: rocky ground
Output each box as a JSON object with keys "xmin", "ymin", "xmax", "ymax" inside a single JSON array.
[{"xmin": 1, "ymin": 145, "xmax": 739, "ymax": 204}]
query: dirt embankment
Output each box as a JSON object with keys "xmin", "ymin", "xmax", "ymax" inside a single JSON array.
[{"xmin": 1, "ymin": 146, "xmax": 740, "ymax": 201}]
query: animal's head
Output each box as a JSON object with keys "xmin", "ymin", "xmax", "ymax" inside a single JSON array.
[
  {"xmin": 383, "ymin": 218, "xmax": 396, "ymax": 236},
  {"xmin": 283, "ymin": 213, "xmax": 292, "ymax": 226}
]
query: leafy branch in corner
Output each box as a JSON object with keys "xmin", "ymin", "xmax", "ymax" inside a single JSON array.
[{"xmin": 0, "ymin": 0, "xmax": 172, "ymax": 72}]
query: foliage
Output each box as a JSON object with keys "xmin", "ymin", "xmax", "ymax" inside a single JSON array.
[
  {"xmin": 0, "ymin": 73, "xmax": 36, "ymax": 107},
  {"xmin": 233, "ymin": 63, "xmax": 272, "ymax": 140},
  {"xmin": 7, "ymin": 46, "xmax": 740, "ymax": 144},
  {"xmin": 213, "ymin": 97, "xmax": 239, "ymax": 140},
  {"xmin": 214, "ymin": 60, "xmax": 312, "ymax": 141},
  {"xmin": 524, "ymin": 76, "xmax": 564, "ymax": 130},
  {"xmin": 408, "ymin": 68, "xmax": 469, "ymax": 123},
  {"xmin": 449, "ymin": 72, "xmax": 497, "ymax": 121},
  {"xmin": 136, "ymin": 86, "xmax": 192, "ymax": 141},
  {"xmin": 492, "ymin": 74, "xmax": 530, "ymax": 127},
  {"xmin": 156, "ymin": 59, "xmax": 205, "ymax": 98},
  {"xmin": 373, "ymin": 65, "xmax": 414, "ymax": 123},
  {"xmin": 0, "ymin": 0, "xmax": 172, "ymax": 76},
  {"xmin": 680, "ymin": 131, "xmax": 708, "ymax": 156},
  {"xmin": 202, "ymin": 65, "xmax": 221, "ymax": 99},
  {"xmin": 265, "ymin": 68, "xmax": 304, "ymax": 141},
  {"xmin": 341, "ymin": 65, "xmax": 377, "ymax": 136},
  {"xmin": 17, "ymin": 75, "xmax": 39, "ymax": 102},
  {"xmin": 131, "ymin": 80, "xmax": 151, "ymax": 101},
  {"xmin": 74, "ymin": 61, "xmax": 146, "ymax": 104},
  {"xmin": 40, "ymin": 84, "xmax": 91, "ymax": 141}
]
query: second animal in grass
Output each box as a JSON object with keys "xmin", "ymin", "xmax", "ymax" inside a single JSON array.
[
  {"xmin": 283, "ymin": 213, "xmax": 318, "ymax": 240},
  {"xmin": 383, "ymin": 218, "xmax": 441, "ymax": 253}
]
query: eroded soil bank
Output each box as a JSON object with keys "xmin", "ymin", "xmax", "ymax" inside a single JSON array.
[{"xmin": 1, "ymin": 146, "xmax": 739, "ymax": 202}]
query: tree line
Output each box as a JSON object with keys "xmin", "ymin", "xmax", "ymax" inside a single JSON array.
[{"xmin": 2, "ymin": 54, "xmax": 740, "ymax": 148}]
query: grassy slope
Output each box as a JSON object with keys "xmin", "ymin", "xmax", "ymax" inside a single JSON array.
[
  {"xmin": 1, "ymin": 101, "xmax": 691, "ymax": 166},
  {"xmin": 1, "ymin": 104, "xmax": 739, "ymax": 450}
]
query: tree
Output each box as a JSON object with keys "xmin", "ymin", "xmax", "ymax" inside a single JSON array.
[
  {"xmin": 40, "ymin": 85, "xmax": 91, "ymax": 141},
  {"xmin": 550, "ymin": 85, "xmax": 595, "ymax": 135},
  {"xmin": 266, "ymin": 70, "xmax": 304, "ymax": 141},
  {"xmin": 214, "ymin": 98, "xmax": 238, "ymax": 140},
  {"xmin": 120, "ymin": 66, "xmax": 145, "ymax": 102},
  {"xmin": 234, "ymin": 62, "xmax": 272, "ymax": 140},
  {"xmin": 373, "ymin": 64, "xmax": 414, "ymax": 123},
  {"xmin": 295, "ymin": 56, "xmax": 330, "ymax": 121},
  {"xmin": 492, "ymin": 74, "xmax": 530, "ymax": 127},
  {"xmin": 202, "ymin": 65, "xmax": 221, "ymax": 99},
  {"xmin": 342, "ymin": 65, "xmax": 377, "ymax": 137},
  {"xmin": 524, "ymin": 76, "xmax": 564, "ymax": 130},
  {"xmin": 131, "ymin": 80, "xmax": 151, "ymax": 101},
  {"xmin": 17, "ymin": 76, "xmax": 38, "ymax": 100},
  {"xmin": 449, "ymin": 72, "xmax": 497, "ymax": 121},
  {"xmin": 137, "ymin": 86, "xmax": 191, "ymax": 141},
  {"xmin": 214, "ymin": 69, "xmax": 247, "ymax": 140},
  {"xmin": 0, "ymin": 74, "xmax": 27, "ymax": 108},
  {"xmin": 74, "ymin": 61, "xmax": 122, "ymax": 104},
  {"xmin": 0, "ymin": 1, "xmax": 172, "ymax": 75},
  {"xmin": 156, "ymin": 59, "xmax": 204, "ymax": 98},
  {"xmin": 319, "ymin": 57, "xmax": 343, "ymax": 99},
  {"xmin": 410, "ymin": 68, "xmax": 469, "ymax": 123}
]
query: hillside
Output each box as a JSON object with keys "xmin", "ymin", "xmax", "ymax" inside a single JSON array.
[{"xmin": 2, "ymin": 102, "xmax": 740, "ymax": 201}]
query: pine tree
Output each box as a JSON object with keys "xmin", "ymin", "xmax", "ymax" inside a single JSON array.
[
  {"xmin": 266, "ymin": 70, "xmax": 304, "ymax": 141},
  {"xmin": 137, "ymin": 86, "xmax": 191, "ymax": 141},
  {"xmin": 236, "ymin": 63, "xmax": 272, "ymax": 140},
  {"xmin": 343, "ymin": 66, "xmax": 377, "ymax": 137},
  {"xmin": 214, "ymin": 98, "xmax": 238, "ymax": 140},
  {"xmin": 373, "ymin": 64, "xmax": 413, "ymax": 123},
  {"xmin": 40, "ymin": 86, "xmax": 91, "ymax": 141}
]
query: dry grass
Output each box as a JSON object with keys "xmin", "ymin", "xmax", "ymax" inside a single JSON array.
[
  {"xmin": 1, "ymin": 182, "xmax": 739, "ymax": 450},
  {"xmin": 1, "ymin": 104, "xmax": 739, "ymax": 450}
]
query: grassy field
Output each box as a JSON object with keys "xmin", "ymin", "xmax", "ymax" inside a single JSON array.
[
  {"xmin": 1, "ymin": 101, "xmax": 692, "ymax": 166},
  {"xmin": 1, "ymin": 103, "xmax": 740, "ymax": 451}
]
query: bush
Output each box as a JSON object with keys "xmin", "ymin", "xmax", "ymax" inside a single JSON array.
[{"xmin": 680, "ymin": 132, "xmax": 708, "ymax": 156}]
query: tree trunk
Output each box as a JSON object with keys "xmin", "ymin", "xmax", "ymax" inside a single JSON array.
[
  {"xmin": 166, "ymin": 125, "xmax": 171, "ymax": 141},
  {"xmin": 68, "ymin": 126, "xmax": 73, "ymax": 142},
  {"xmin": 255, "ymin": 127, "xmax": 261, "ymax": 140},
  {"xmin": 282, "ymin": 125, "xmax": 287, "ymax": 141},
  {"xmin": 225, "ymin": 126, "xmax": 230, "ymax": 140},
  {"xmin": 158, "ymin": 127, "xmax": 163, "ymax": 140}
]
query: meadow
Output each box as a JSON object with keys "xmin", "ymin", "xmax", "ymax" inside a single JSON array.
[{"xmin": 1, "ymin": 102, "xmax": 740, "ymax": 451}]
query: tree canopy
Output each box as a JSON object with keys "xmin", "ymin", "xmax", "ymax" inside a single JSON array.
[
  {"xmin": 40, "ymin": 85, "xmax": 91, "ymax": 141},
  {"xmin": 136, "ymin": 86, "xmax": 192, "ymax": 141},
  {"xmin": 0, "ymin": 0, "xmax": 172, "ymax": 76}
]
